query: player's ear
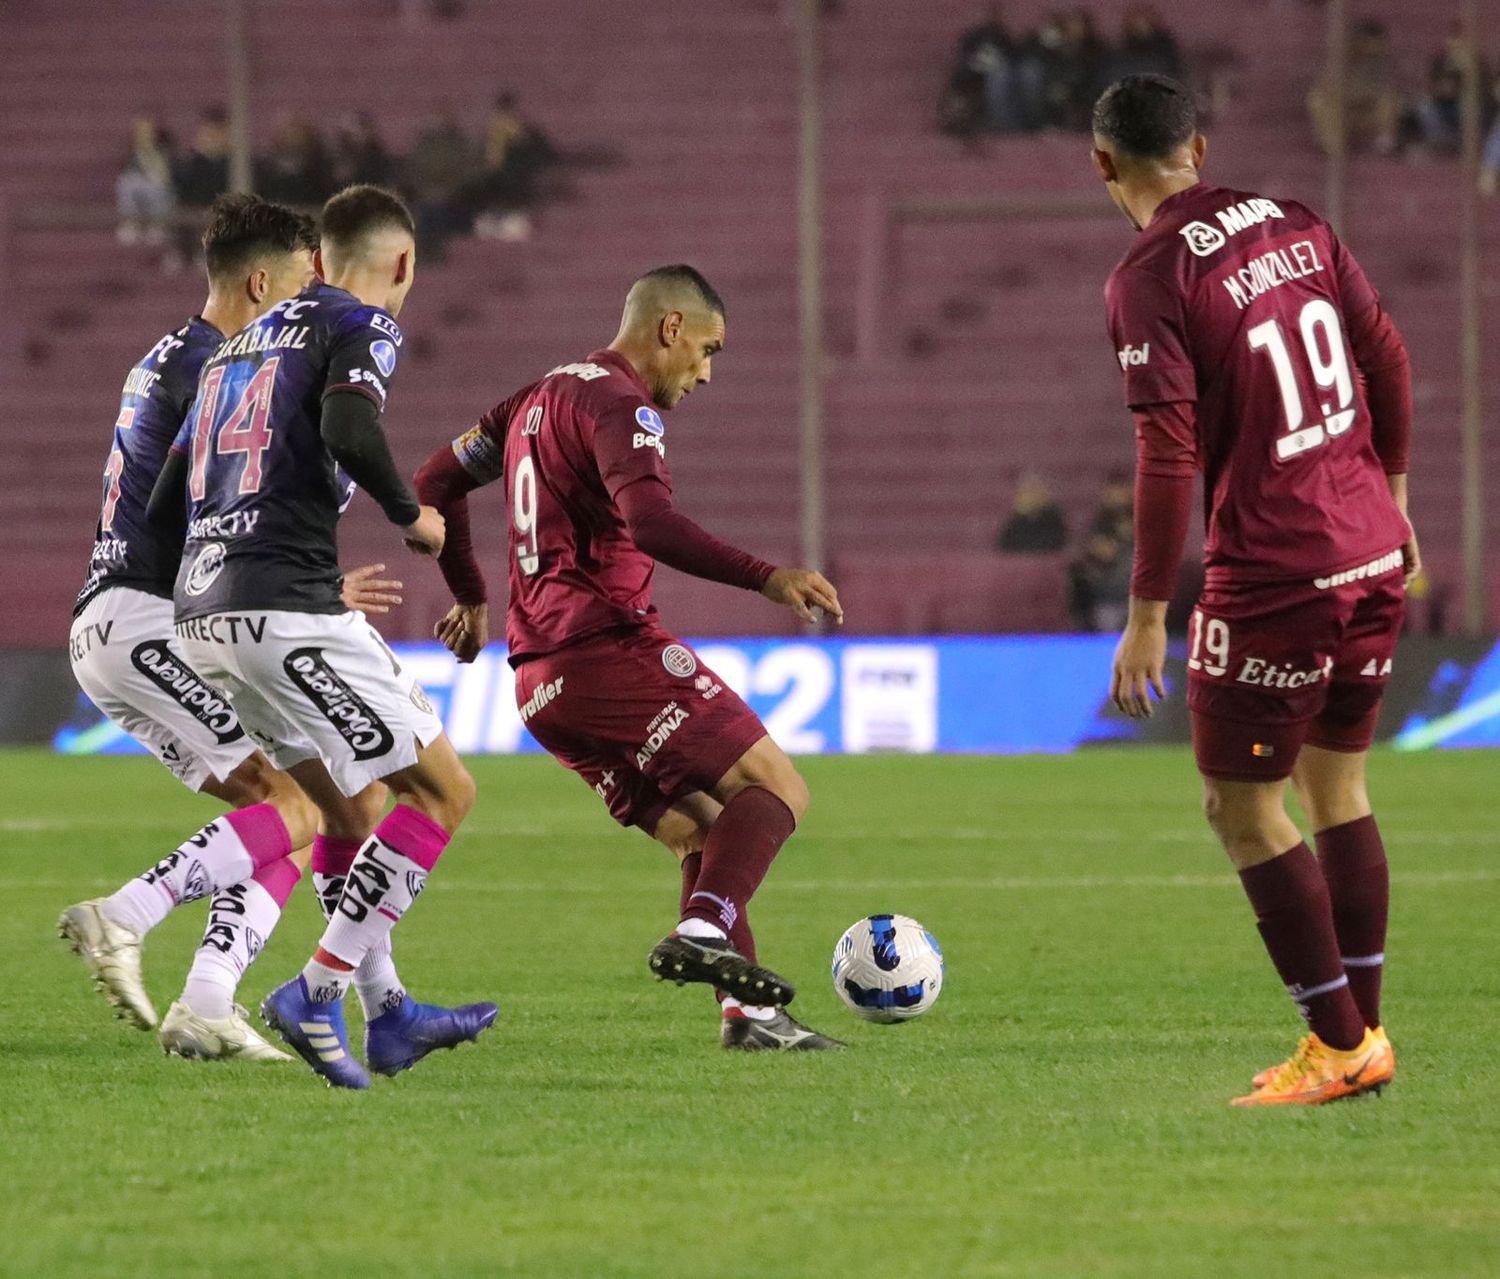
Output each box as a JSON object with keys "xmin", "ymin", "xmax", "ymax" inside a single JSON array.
[
  {"xmin": 1190, "ymin": 133, "xmax": 1207, "ymax": 170},
  {"xmin": 1091, "ymin": 145, "xmax": 1118, "ymax": 184},
  {"xmin": 247, "ymin": 267, "xmax": 270, "ymax": 305},
  {"xmin": 659, "ymin": 310, "xmax": 683, "ymax": 349},
  {"xmin": 393, "ymin": 248, "xmax": 411, "ymax": 287},
  {"xmin": 313, "ymin": 246, "xmax": 327, "ymax": 282}
]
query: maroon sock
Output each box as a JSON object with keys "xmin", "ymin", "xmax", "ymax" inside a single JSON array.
[
  {"xmin": 678, "ymin": 851, "xmax": 703, "ymax": 919},
  {"xmin": 1315, "ymin": 815, "xmax": 1389, "ymax": 1029},
  {"xmin": 680, "ymin": 787, "xmax": 794, "ymax": 939},
  {"xmin": 679, "ymin": 848, "xmax": 757, "ymax": 1009},
  {"xmin": 1238, "ymin": 843, "xmax": 1366, "ymax": 1051}
]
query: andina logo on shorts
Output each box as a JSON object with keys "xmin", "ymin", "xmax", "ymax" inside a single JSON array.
[
  {"xmin": 637, "ymin": 701, "xmax": 690, "ymax": 767},
  {"xmin": 283, "ymin": 647, "xmax": 394, "ymax": 760},
  {"xmin": 130, "ymin": 641, "xmax": 244, "ymax": 744}
]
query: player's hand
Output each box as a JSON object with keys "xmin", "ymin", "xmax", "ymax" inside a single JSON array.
[
  {"xmin": 434, "ymin": 602, "xmax": 489, "ymax": 664},
  {"xmin": 1401, "ymin": 521, "xmax": 1422, "ymax": 586},
  {"xmin": 1111, "ymin": 615, "xmax": 1167, "ymax": 719},
  {"xmin": 402, "ymin": 505, "xmax": 446, "ymax": 557},
  {"xmin": 340, "ymin": 563, "xmax": 404, "ymax": 615},
  {"xmin": 762, "ymin": 567, "xmax": 844, "ymax": 625}
]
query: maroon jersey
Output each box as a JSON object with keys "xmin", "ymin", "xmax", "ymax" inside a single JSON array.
[
  {"xmin": 1105, "ymin": 183, "xmax": 1408, "ymax": 585},
  {"xmin": 450, "ymin": 348, "xmax": 674, "ymax": 661}
]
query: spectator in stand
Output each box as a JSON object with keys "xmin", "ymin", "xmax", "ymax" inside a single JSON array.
[
  {"xmin": 1410, "ymin": 65, "xmax": 1464, "ymax": 155},
  {"xmin": 1044, "ymin": 10, "xmax": 1108, "ymax": 131},
  {"xmin": 405, "ymin": 107, "xmax": 478, "ymax": 259},
  {"xmin": 1308, "ymin": 19, "xmax": 1400, "ymax": 156},
  {"xmin": 1088, "ymin": 469, "xmax": 1134, "ymax": 546},
  {"xmin": 941, "ymin": 7, "xmax": 1006, "ymax": 138},
  {"xmin": 1068, "ymin": 531, "xmax": 1132, "ymax": 633},
  {"xmin": 173, "ymin": 106, "xmax": 231, "ymax": 208},
  {"xmin": 466, "ymin": 92, "xmax": 556, "ymax": 241},
  {"xmin": 256, "ymin": 114, "xmax": 331, "ymax": 206},
  {"xmin": 329, "ymin": 112, "xmax": 393, "ymax": 189},
  {"xmin": 1111, "ymin": 5, "xmax": 1182, "ymax": 83},
  {"xmin": 116, "ymin": 115, "xmax": 176, "ymax": 246},
  {"xmin": 996, "ymin": 471, "xmax": 1068, "ymax": 553}
]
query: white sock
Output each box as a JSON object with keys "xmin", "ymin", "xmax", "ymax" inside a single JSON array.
[
  {"xmin": 313, "ymin": 872, "xmax": 406, "ymax": 1018},
  {"xmin": 317, "ymin": 837, "xmax": 432, "ymax": 972},
  {"xmin": 102, "ymin": 816, "xmax": 256, "ymax": 935},
  {"xmin": 721, "ymin": 996, "xmax": 777, "ymax": 1022},
  {"xmin": 676, "ymin": 917, "xmax": 727, "ymax": 941},
  {"xmin": 181, "ymin": 878, "xmax": 283, "ymax": 1020},
  {"xmin": 301, "ymin": 957, "xmax": 352, "ymax": 1004}
]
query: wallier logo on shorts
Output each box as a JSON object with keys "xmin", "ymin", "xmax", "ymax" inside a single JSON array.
[
  {"xmin": 130, "ymin": 641, "xmax": 244, "ymax": 744},
  {"xmin": 518, "ymin": 676, "xmax": 564, "ymax": 723},
  {"xmin": 1314, "ymin": 548, "xmax": 1403, "ymax": 591},
  {"xmin": 283, "ymin": 647, "xmax": 394, "ymax": 760},
  {"xmin": 1235, "ymin": 655, "xmax": 1333, "ymax": 689},
  {"xmin": 637, "ymin": 701, "xmax": 689, "ymax": 767}
]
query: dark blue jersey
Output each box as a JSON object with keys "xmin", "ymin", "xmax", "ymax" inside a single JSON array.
[
  {"xmin": 172, "ymin": 281, "xmax": 402, "ymax": 619},
  {"xmin": 75, "ymin": 317, "xmax": 224, "ymax": 615}
]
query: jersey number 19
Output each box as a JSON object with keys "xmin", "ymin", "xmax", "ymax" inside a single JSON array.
[{"xmin": 1247, "ymin": 299, "xmax": 1355, "ymax": 463}]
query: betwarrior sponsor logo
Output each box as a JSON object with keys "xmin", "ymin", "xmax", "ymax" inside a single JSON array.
[
  {"xmin": 130, "ymin": 640, "xmax": 244, "ymax": 744},
  {"xmin": 1314, "ymin": 548, "xmax": 1404, "ymax": 591},
  {"xmin": 283, "ymin": 647, "xmax": 394, "ymax": 760}
]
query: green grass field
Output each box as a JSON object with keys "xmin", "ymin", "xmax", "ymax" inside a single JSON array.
[{"xmin": 1, "ymin": 746, "xmax": 1497, "ymax": 1277}]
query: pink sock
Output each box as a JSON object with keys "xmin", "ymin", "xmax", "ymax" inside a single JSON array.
[
  {"xmin": 251, "ymin": 855, "xmax": 303, "ymax": 908},
  {"xmin": 225, "ymin": 804, "xmax": 294, "ymax": 869}
]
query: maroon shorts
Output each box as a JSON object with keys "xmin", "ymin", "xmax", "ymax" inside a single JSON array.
[
  {"xmin": 515, "ymin": 627, "xmax": 767, "ymax": 831},
  {"xmin": 1187, "ymin": 552, "xmax": 1405, "ymax": 782}
]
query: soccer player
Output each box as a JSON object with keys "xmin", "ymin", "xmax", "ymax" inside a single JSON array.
[
  {"xmin": 143, "ymin": 185, "xmax": 495, "ymax": 1089},
  {"xmin": 61, "ymin": 194, "xmax": 408, "ymax": 1063},
  {"xmin": 414, "ymin": 265, "xmax": 846, "ymax": 1051},
  {"xmin": 1092, "ymin": 76, "xmax": 1416, "ymax": 1105}
]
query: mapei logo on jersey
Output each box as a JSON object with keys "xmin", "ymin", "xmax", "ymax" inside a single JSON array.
[
  {"xmin": 1117, "ymin": 342, "xmax": 1150, "ymax": 370},
  {"xmin": 549, "ymin": 361, "xmax": 612, "ymax": 381},
  {"xmin": 183, "ymin": 542, "xmax": 226, "ymax": 597},
  {"xmin": 369, "ymin": 339, "xmax": 397, "ymax": 378},
  {"xmin": 129, "ymin": 640, "xmax": 245, "ymax": 744},
  {"xmin": 1181, "ymin": 198, "xmax": 1287, "ymax": 257},
  {"xmin": 283, "ymin": 647, "xmax": 395, "ymax": 760},
  {"xmin": 661, "ymin": 644, "xmax": 697, "ymax": 677},
  {"xmin": 637, "ymin": 701, "xmax": 690, "ymax": 767}
]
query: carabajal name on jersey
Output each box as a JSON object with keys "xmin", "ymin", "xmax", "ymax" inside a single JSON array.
[{"xmin": 174, "ymin": 283, "xmax": 402, "ymax": 621}]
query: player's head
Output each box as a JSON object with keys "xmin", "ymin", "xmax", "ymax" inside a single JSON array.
[
  {"xmin": 317, "ymin": 184, "xmax": 418, "ymax": 317},
  {"xmin": 1090, "ymin": 74, "xmax": 1204, "ymax": 228},
  {"xmin": 613, "ymin": 265, "xmax": 726, "ymax": 410},
  {"xmin": 201, "ymin": 193, "xmax": 317, "ymax": 319}
]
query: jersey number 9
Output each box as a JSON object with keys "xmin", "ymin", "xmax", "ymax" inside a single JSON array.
[
  {"xmin": 513, "ymin": 454, "xmax": 540, "ymax": 576},
  {"xmin": 1247, "ymin": 299, "xmax": 1356, "ymax": 463}
]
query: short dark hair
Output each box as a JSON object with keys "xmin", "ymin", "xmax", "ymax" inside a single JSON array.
[
  {"xmin": 1092, "ymin": 73, "xmax": 1198, "ymax": 160},
  {"xmin": 320, "ymin": 184, "xmax": 415, "ymax": 251},
  {"xmin": 202, "ymin": 193, "xmax": 317, "ymax": 280},
  {"xmin": 636, "ymin": 263, "xmax": 726, "ymax": 319}
]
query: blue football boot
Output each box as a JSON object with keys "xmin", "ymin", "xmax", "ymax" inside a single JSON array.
[
  {"xmin": 260, "ymin": 976, "xmax": 370, "ymax": 1090},
  {"xmin": 364, "ymin": 995, "xmax": 499, "ymax": 1077}
]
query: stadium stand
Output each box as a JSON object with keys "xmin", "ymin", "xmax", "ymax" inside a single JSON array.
[{"xmin": 1, "ymin": 0, "xmax": 1496, "ymax": 643}]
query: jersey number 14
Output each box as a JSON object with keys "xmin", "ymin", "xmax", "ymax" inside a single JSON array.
[
  {"xmin": 1247, "ymin": 299, "xmax": 1356, "ymax": 462},
  {"xmin": 189, "ymin": 358, "xmax": 280, "ymax": 500}
]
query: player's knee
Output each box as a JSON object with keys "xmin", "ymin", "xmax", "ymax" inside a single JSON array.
[
  {"xmin": 321, "ymin": 783, "xmax": 386, "ymax": 843},
  {"xmin": 217, "ymin": 751, "xmax": 284, "ymax": 807}
]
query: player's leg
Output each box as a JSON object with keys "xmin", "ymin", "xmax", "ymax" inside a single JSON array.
[
  {"xmin": 60, "ymin": 593, "xmax": 318, "ymax": 1029},
  {"xmin": 1292, "ymin": 745, "xmax": 1388, "ymax": 1033}
]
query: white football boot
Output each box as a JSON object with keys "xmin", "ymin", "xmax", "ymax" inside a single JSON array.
[
  {"xmin": 159, "ymin": 1000, "xmax": 294, "ymax": 1063},
  {"xmin": 58, "ymin": 899, "xmax": 159, "ymax": 1030}
]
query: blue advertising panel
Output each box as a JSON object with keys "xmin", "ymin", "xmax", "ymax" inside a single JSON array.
[{"xmin": 54, "ymin": 635, "xmax": 1144, "ymax": 757}]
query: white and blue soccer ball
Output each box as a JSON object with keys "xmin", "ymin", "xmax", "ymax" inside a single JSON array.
[{"xmin": 831, "ymin": 914, "xmax": 944, "ymax": 1023}]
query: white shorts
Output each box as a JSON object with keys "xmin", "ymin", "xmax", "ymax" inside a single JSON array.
[
  {"xmin": 69, "ymin": 586, "xmax": 257, "ymax": 791},
  {"xmin": 174, "ymin": 608, "xmax": 444, "ymax": 798}
]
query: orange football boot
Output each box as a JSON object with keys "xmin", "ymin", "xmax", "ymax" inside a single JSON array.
[
  {"xmin": 1233, "ymin": 1027, "xmax": 1393, "ymax": 1107},
  {"xmin": 1250, "ymin": 1024, "xmax": 1394, "ymax": 1091}
]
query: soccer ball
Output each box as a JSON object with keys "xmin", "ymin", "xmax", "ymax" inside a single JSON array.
[{"xmin": 831, "ymin": 914, "xmax": 944, "ymax": 1023}]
